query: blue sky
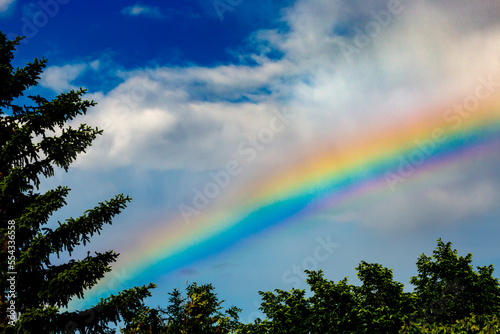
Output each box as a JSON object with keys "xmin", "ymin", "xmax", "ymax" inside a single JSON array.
[{"xmin": 2, "ymin": 0, "xmax": 500, "ymax": 324}]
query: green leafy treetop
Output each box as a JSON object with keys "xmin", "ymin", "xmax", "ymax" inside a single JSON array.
[
  {"xmin": 237, "ymin": 265, "xmax": 411, "ymax": 334},
  {"xmin": 120, "ymin": 282, "xmax": 242, "ymax": 334},
  {"xmin": 0, "ymin": 32, "xmax": 156, "ymax": 333},
  {"xmin": 238, "ymin": 239, "xmax": 500, "ymax": 334},
  {"xmin": 409, "ymin": 239, "xmax": 500, "ymax": 325}
]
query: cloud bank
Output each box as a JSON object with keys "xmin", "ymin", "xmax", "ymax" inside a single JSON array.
[
  {"xmin": 61, "ymin": 0, "xmax": 500, "ymax": 233},
  {"xmin": 41, "ymin": 0, "xmax": 500, "ymax": 319},
  {"xmin": 0, "ymin": 0, "xmax": 15, "ymax": 14}
]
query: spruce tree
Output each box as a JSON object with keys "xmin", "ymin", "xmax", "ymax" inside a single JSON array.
[{"xmin": 0, "ymin": 32, "xmax": 156, "ymax": 333}]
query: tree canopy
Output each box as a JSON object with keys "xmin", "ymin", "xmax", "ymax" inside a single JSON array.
[
  {"xmin": 121, "ymin": 282, "xmax": 241, "ymax": 333},
  {"xmin": 119, "ymin": 239, "xmax": 500, "ymax": 333},
  {"xmin": 236, "ymin": 239, "xmax": 500, "ymax": 334},
  {"xmin": 0, "ymin": 32, "xmax": 156, "ymax": 333}
]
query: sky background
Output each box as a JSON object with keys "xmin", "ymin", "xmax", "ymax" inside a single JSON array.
[{"xmin": 2, "ymin": 0, "xmax": 500, "ymax": 324}]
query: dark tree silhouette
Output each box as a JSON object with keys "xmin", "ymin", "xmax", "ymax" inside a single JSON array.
[{"xmin": 0, "ymin": 32, "xmax": 155, "ymax": 333}]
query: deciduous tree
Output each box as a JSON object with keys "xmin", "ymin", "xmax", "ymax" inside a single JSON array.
[
  {"xmin": 121, "ymin": 282, "xmax": 241, "ymax": 333},
  {"xmin": 409, "ymin": 239, "xmax": 500, "ymax": 324},
  {"xmin": 239, "ymin": 239, "xmax": 500, "ymax": 334}
]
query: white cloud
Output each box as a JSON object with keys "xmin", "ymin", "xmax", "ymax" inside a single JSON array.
[
  {"xmin": 326, "ymin": 153, "xmax": 500, "ymax": 231},
  {"xmin": 68, "ymin": 0, "xmax": 500, "ymax": 236},
  {"xmin": 40, "ymin": 63, "xmax": 88, "ymax": 91},
  {"xmin": 121, "ymin": 5, "xmax": 165, "ymax": 19},
  {"xmin": 55, "ymin": 1, "xmax": 500, "ymax": 315},
  {"xmin": 0, "ymin": 0, "xmax": 15, "ymax": 14}
]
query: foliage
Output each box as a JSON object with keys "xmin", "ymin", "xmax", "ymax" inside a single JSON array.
[
  {"xmin": 238, "ymin": 239, "xmax": 500, "ymax": 334},
  {"xmin": 237, "ymin": 265, "xmax": 410, "ymax": 334},
  {"xmin": 121, "ymin": 282, "xmax": 241, "ymax": 334},
  {"xmin": 401, "ymin": 313, "xmax": 500, "ymax": 334},
  {"xmin": 0, "ymin": 31, "xmax": 156, "ymax": 333},
  {"xmin": 409, "ymin": 239, "xmax": 500, "ymax": 325}
]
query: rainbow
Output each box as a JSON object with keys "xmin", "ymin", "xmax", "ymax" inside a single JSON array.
[{"xmin": 72, "ymin": 91, "xmax": 500, "ymax": 309}]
